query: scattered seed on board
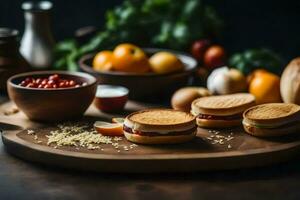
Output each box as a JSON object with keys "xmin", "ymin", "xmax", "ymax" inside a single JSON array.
[
  {"xmin": 113, "ymin": 137, "xmax": 122, "ymax": 141},
  {"xmin": 205, "ymin": 131, "xmax": 235, "ymax": 149},
  {"xmin": 45, "ymin": 123, "xmax": 137, "ymax": 152},
  {"xmin": 27, "ymin": 130, "xmax": 35, "ymax": 135}
]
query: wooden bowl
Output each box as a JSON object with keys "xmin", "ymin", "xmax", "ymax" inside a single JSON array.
[
  {"xmin": 79, "ymin": 48, "xmax": 197, "ymax": 100},
  {"xmin": 7, "ymin": 71, "xmax": 97, "ymax": 122}
]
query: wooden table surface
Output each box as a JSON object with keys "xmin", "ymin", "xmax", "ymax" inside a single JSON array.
[{"xmin": 1, "ymin": 96, "xmax": 300, "ymax": 200}]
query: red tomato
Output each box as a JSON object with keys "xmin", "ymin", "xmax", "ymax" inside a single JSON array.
[
  {"xmin": 191, "ymin": 39, "xmax": 211, "ymax": 61},
  {"xmin": 203, "ymin": 45, "xmax": 226, "ymax": 69}
]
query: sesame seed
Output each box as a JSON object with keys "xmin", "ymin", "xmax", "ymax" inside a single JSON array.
[
  {"xmin": 113, "ymin": 137, "xmax": 122, "ymax": 141},
  {"xmin": 27, "ymin": 130, "xmax": 35, "ymax": 135},
  {"xmin": 46, "ymin": 123, "xmax": 137, "ymax": 151},
  {"xmin": 206, "ymin": 132, "xmax": 235, "ymax": 146}
]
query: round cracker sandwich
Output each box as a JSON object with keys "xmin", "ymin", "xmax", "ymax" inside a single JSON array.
[
  {"xmin": 191, "ymin": 93, "xmax": 256, "ymax": 128},
  {"xmin": 124, "ymin": 109, "xmax": 196, "ymax": 144},
  {"xmin": 243, "ymin": 103, "xmax": 300, "ymax": 137}
]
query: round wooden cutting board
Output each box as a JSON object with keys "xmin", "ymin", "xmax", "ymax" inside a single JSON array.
[{"xmin": 1, "ymin": 101, "xmax": 300, "ymax": 173}]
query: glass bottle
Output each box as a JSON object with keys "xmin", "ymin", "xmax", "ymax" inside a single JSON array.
[{"xmin": 20, "ymin": 1, "xmax": 55, "ymax": 69}]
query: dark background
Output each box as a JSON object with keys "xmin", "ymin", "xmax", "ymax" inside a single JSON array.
[{"xmin": 1, "ymin": 0, "xmax": 300, "ymax": 62}]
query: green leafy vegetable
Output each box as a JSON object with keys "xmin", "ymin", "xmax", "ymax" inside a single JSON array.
[
  {"xmin": 229, "ymin": 48, "xmax": 283, "ymax": 75},
  {"xmin": 54, "ymin": 0, "xmax": 223, "ymax": 71}
]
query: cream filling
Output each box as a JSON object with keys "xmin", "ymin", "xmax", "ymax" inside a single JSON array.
[
  {"xmin": 242, "ymin": 118, "xmax": 298, "ymax": 129},
  {"xmin": 124, "ymin": 119, "xmax": 196, "ymax": 134},
  {"xmin": 190, "ymin": 109, "xmax": 198, "ymax": 117}
]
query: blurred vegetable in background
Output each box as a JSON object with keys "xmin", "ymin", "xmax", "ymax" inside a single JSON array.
[
  {"xmin": 191, "ymin": 39, "xmax": 211, "ymax": 62},
  {"xmin": 229, "ymin": 48, "xmax": 283, "ymax": 75},
  {"xmin": 203, "ymin": 45, "xmax": 226, "ymax": 69},
  {"xmin": 54, "ymin": 0, "xmax": 223, "ymax": 71},
  {"xmin": 248, "ymin": 70, "xmax": 282, "ymax": 104}
]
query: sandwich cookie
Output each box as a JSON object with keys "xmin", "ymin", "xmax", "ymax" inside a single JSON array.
[
  {"xmin": 243, "ymin": 103, "xmax": 300, "ymax": 137},
  {"xmin": 124, "ymin": 109, "xmax": 197, "ymax": 144},
  {"xmin": 191, "ymin": 93, "xmax": 256, "ymax": 128}
]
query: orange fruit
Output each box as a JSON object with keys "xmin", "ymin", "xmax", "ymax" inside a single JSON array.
[
  {"xmin": 93, "ymin": 51, "xmax": 114, "ymax": 72},
  {"xmin": 149, "ymin": 52, "xmax": 184, "ymax": 74},
  {"xmin": 112, "ymin": 43, "xmax": 150, "ymax": 73},
  {"xmin": 247, "ymin": 69, "xmax": 268, "ymax": 84},
  {"xmin": 94, "ymin": 121, "xmax": 124, "ymax": 136},
  {"xmin": 249, "ymin": 70, "xmax": 282, "ymax": 104}
]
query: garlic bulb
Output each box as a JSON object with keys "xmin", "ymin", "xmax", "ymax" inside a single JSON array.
[{"xmin": 207, "ymin": 66, "xmax": 247, "ymax": 95}]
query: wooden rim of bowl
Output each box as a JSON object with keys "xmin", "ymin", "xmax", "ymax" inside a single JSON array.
[
  {"xmin": 7, "ymin": 70, "xmax": 98, "ymax": 91},
  {"xmin": 79, "ymin": 48, "xmax": 197, "ymax": 77}
]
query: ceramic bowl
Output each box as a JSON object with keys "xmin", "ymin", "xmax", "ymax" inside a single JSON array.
[
  {"xmin": 7, "ymin": 71, "xmax": 97, "ymax": 122},
  {"xmin": 79, "ymin": 48, "xmax": 197, "ymax": 100},
  {"xmin": 94, "ymin": 85, "xmax": 129, "ymax": 113}
]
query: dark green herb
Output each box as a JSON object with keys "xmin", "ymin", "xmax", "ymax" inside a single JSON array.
[
  {"xmin": 229, "ymin": 48, "xmax": 283, "ymax": 75},
  {"xmin": 54, "ymin": 0, "xmax": 222, "ymax": 71}
]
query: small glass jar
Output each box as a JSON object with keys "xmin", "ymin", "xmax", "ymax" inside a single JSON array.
[{"xmin": 0, "ymin": 28, "xmax": 30, "ymax": 91}]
